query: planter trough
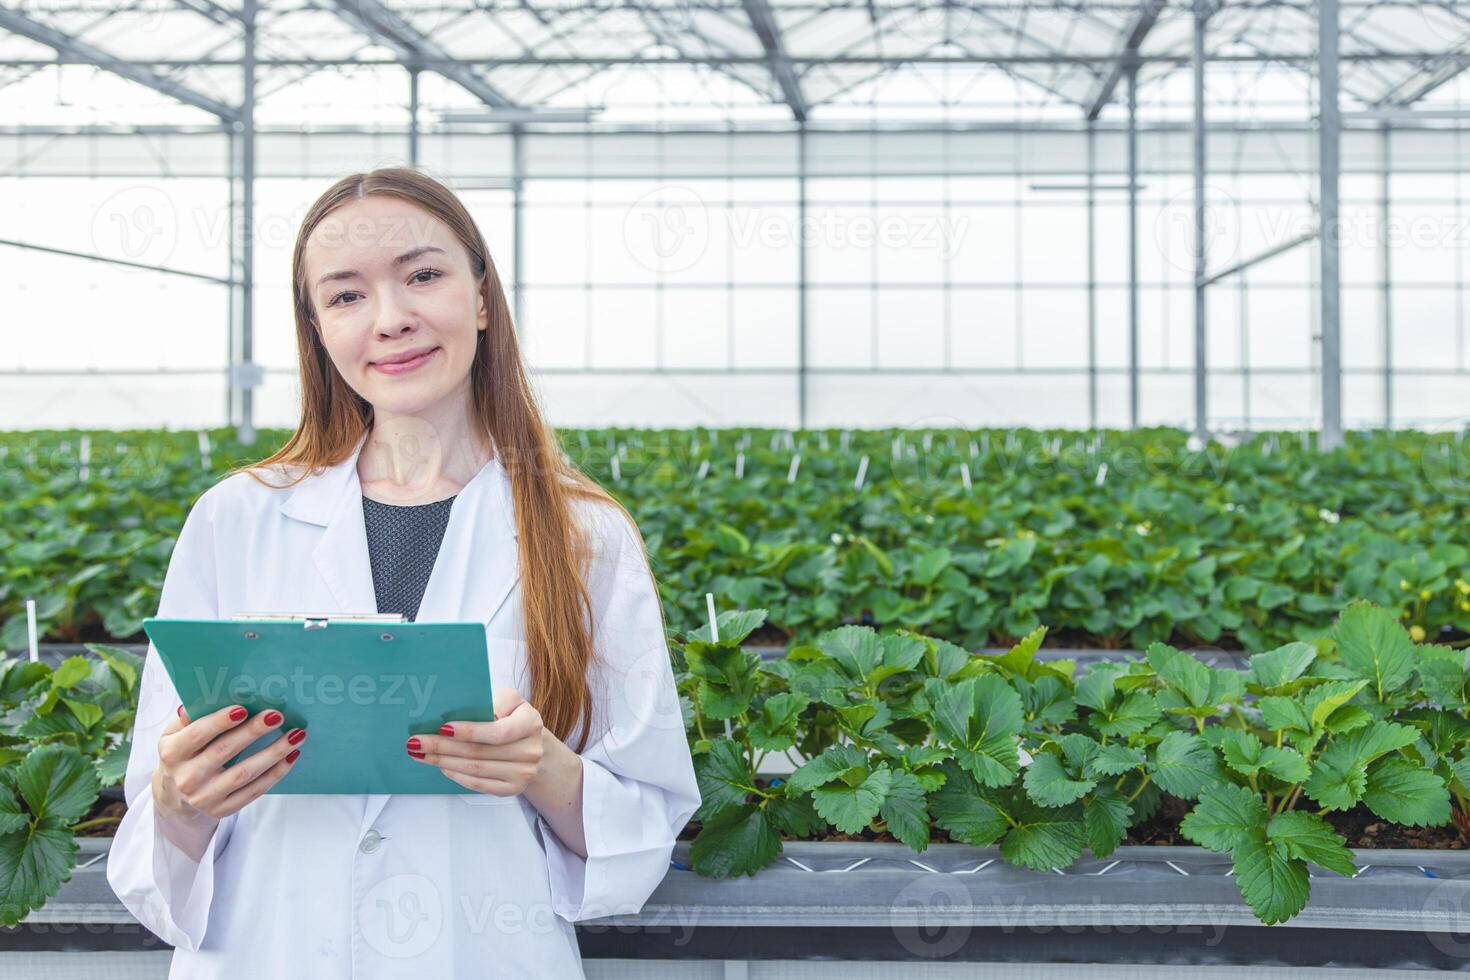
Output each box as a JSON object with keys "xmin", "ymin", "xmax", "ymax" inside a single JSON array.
[{"xmin": 9, "ymin": 837, "xmax": 1470, "ymax": 971}]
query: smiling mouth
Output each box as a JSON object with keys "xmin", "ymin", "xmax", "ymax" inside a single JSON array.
[{"xmin": 372, "ymin": 348, "xmax": 439, "ymax": 374}]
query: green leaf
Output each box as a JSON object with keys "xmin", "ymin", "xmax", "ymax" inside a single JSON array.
[
  {"xmin": 1303, "ymin": 759, "xmax": 1369, "ymax": 811},
  {"xmin": 59, "ymin": 699, "xmax": 103, "ymax": 731},
  {"xmin": 1334, "ymin": 601, "xmax": 1416, "ymax": 702},
  {"xmin": 811, "ymin": 766, "xmax": 892, "ymax": 834},
  {"xmin": 993, "ymin": 627, "xmax": 1047, "ymax": 679},
  {"xmin": 999, "ymin": 799, "xmax": 1087, "ymax": 872},
  {"xmin": 878, "ymin": 769, "xmax": 931, "ymax": 851},
  {"xmin": 1023, "ymin": 752, "xmax": 1095, "ymax": 807},
  {"xmin": 1084, "ymin": 785, "xmax": 1133, "ymax": 859},
  {"xmin": 1217, "ymin": 729, "xmax": 1265, "ymax": 776},
  {"xmin": 689, "ymin": 804, "xmax": 781, "ymax": 878},
  {"xmin": 1257, "ymin": 746, "xmax": 1311, "ymax": 783},
  {"xmin": 1147, "ymin": 643, "xmax": 1211, "ymax": 707},
  {"xmin": 1093, "ymin": 692, "xmax": 1162, "ymax": 738},
  {"xmin": 1233, "ymin": 833, "xmax": 1310, "ymax": 925},
  {"xmin": 1149, "ymin": 731, "xmax": 1224, "ymax": 800},
  {"xmin": 1361, "ymin": 756, "xmax": 1451, "ymax": 827},
  {"xmin": 692, "ymin": 738, "xmax": 756, "ymax": 821},
  {"xmin": 1306, "ymin": 680, "xmax": 1370, "ymax": 731},
  {"xmin": 1248, "ymin": 642, "xmax": 1318, "ymax": 691},
  {"xmin": 818, "ymin": 626, "xmax": 884, "ymax": 683},
  {"xmin": 911, "ymin": 547, "xmax": 953, "ymax": 586},
  {"xmin": 689, "ymin": 608, "xmax": 769, "ymax": 645},
  {"xmin": 16, "ymin": 744, "xmax": 98, "ymax": 825},
  {"xmin": 49, "ymin": 657, "xmax": 90, "ymax": 690},
  {"xmin": 933, "ymin": 675, "xmax": 1024, "ymax": 787},
  {"xmin": 1258, "ymin": 695, "xmax": 1312, "ymax": 734},
  {"xmin": 85, "ymin": 644, "xmax": 141, "ymax": 695},
  {"xmin": 1265, "ymin": 811, "xmax": 1357, "ymax": 877},
  {"xmin": 929, "ymin": 762, "xmax": 1011, "ymax": 845},
  {"xmin": 764, "ymin": 791, "xmax": 825, "ymax": 838},
  {"xmin": 748, "ymin": 693, "xmax": 808, "ymax": 752},
  {"xmin": 0, "ymin": 823, "xmax": 78, "ymax": 926},
  {"xmin": 0, "ymin": 785, "xmax": 26, "ymax": 836},
  {"xmin": 1085, "ymin": 743, "xmax": 1147, "ymax": 778},
  {"xmin": 1180, "ymin": 783, "xmax": 1267, "ymax": 853},
  {"xmin": 786, "ymin": 743, "xmax": 869, "ymax": 794}
]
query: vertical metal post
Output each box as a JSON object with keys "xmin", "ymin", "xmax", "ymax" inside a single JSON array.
[
  {"xmin": 797, "ymin": 123, "xmax": 808, "ymax": 429},
  {"xmin": 1320, "ymin": 0, "xmax": 1344, "ymax": 449},
  {"xmin": 226, "ymin": 127, "xmax": 237, "ymax": 429},
  {"xmin": 408, "ymin": 67, "xmax": 420, "ymax": 167},
  {"xmin": 238, "ymin": 0, "xmax": 257, "ymax": 445},
  {"xmin": 512, "ymin": 124, "xmax": 524, "ymax": 332},
  {"xmin": 1086, "ymin": 122, "xmax": 1098, "ymax": 429},
  {"xmin": 1127, "ymin": 67, "xmax": 1141, "ymax": 429},
  {"xmin": 1380, "ymin": 124, "xmax": 1392, "ymax": 428},
  {"xmin": 1192, "ymin": 0, "xmax": 1208, "ymax": 441}
]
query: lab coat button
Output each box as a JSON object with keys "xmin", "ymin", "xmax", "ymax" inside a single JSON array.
[{"xmin": 359, "ymin": 829, "xmax": 382, "ymax": 854}]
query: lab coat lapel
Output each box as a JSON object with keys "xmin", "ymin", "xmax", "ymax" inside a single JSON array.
[
  {"xmin": 279, "ymin": 432, "xmax": 522, "ymax": 834},
  {"xmin": 361, "ymin": 447, "xmax": 521, "ymax": 834}
]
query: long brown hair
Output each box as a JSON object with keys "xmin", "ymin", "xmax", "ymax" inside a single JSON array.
[{"xmin": 235, "ymin": 166, "xmax": 640, "ymax": 753}]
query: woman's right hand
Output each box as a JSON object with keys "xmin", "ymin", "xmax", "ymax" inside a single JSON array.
[{"xmin": 152, "ymin": 705, "xmax": 305, "ymax": 837}]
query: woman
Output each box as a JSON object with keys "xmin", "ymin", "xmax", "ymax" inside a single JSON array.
[{"xmin": 107, "ymin": 167, "xmax": 701, "ymax": 978}]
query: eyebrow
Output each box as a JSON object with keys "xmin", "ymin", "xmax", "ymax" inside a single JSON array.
[{"xmin": 314, "ymin": 245, "xmax": 447, "ymax": 290}]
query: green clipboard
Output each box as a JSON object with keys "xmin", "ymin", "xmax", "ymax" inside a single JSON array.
[{"xmin": 142, "ymin": 614, "xmax": 495, "ymax": 794}]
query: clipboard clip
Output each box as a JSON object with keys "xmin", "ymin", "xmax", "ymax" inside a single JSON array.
[{"xmin": 232, "ymin": 612, "xmax": 408, "ymax": 630}]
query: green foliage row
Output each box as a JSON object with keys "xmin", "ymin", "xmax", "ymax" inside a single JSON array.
[
  {"xmin": 679, "ymin": 601, "xmax": 1469, "ymax": 925},
  {"xmin": 0, "ymin": 599, "xmax": 1464, "ymax": 927},
  {"xmin": 3, "ymin": 426, "xmax": 1469, "ymax": 652},
  {"xmin": 0, "ymin": 643, "xmax": 140, "ymax": 924}
]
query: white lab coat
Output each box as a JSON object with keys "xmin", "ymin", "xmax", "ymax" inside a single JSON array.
[{"xmin": 106, "ymin": 431, "xmax": 701, "ymax": 978}]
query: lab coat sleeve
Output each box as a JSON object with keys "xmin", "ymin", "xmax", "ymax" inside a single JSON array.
[
  {"xmin": 106, "ymin": 488, "xmax": 239, "ymax": 951},
  {"xmin": 535, "ymin": 503, "xmax": 701, "ymax": 922}
]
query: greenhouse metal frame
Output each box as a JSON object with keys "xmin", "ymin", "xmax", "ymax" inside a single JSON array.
[{"xmin": 3, "ymin": 0, "xmax": 1469, "ymax": 439}]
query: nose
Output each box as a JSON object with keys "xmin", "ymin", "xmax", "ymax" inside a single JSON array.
[{"xmin": 373, "ymin": 286, "xmax": 416, "ymax": 338}]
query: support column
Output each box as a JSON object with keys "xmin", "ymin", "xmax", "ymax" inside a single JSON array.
[
  {"xmin": 1381, "ymin": 124, "xmax": 1392, "ymax": 427},
  {"xmin": 408, "ymin": 67, "xmax": 420, "ymax": 167},
  {"xmin": 237, "ymin": 0, "xmax": 257, "ymax": 445},
  {"xmin": 1086, "ymin": 122, "xmax": 1098, "ymax": 429},
  {"xmin": 1320, "ymin": 0, "xmax": 1344, "ymax": 449},
  {"xmin": 226, "ymin": 128, "xmax": 237, "ymax": 429},
  {"xmin": 1192, "ymin": 0, "xmax": 1208, "ymax": 441},
  {"xmin": 797, "ymin": 123, "xmax": 808, "ymax": 429},
  {"xmin": 1127, "ymin": 67, "xmax": 1141, "ymax": 429}
]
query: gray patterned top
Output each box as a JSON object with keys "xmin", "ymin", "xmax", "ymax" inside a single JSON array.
[{"xmin": 361, "ymin": 493, "xmax": 457, "ymax": 622}]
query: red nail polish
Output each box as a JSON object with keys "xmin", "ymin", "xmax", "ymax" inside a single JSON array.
[
  {"xmin": 229, "ymin": 706, "xmax": 247, "ymax": 722},
  {"xmin": 177, "ymin": 704, "xmax": 184, "ymax": 717},
  {"xmin": 406, "ymin": 737, "xmax": 422, "ymax": 751},
  {"xmin": 287, "ymin": 728, "xmax": 306, "ymax": 745},
  {"xmin": 439, "ymin": 724, "xmax": 455, "ymax": 737},
  {"xmin": 263, "ymin": 710, "xmax": 283, "ymax": 727},
  {"xmin": 286, "ymin": 749, "xmax": 301, "ymax": 763},
  {"xmin": 408, "ymin": 750, "xmax": 426, "ymax": 759}
]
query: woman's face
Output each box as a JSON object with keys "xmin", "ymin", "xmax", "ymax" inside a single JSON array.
[{"xmin": 302, "ymin": 195, "xmax": 487, "ymax": 420}]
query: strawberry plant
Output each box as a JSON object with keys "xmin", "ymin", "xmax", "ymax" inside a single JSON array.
[{"xmin": 679, "ymin": 601, "xmax": 1462, "ymax": 926}]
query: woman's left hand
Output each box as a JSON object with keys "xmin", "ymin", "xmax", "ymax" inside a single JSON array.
[{"xmin": 406, "ymin": 687, "xmax": 544, "ymax": 797}]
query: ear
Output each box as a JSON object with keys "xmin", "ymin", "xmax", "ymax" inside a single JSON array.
[{"xmin": 477, "ymin": 292, "xmax": 488, "ymax": 332}]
